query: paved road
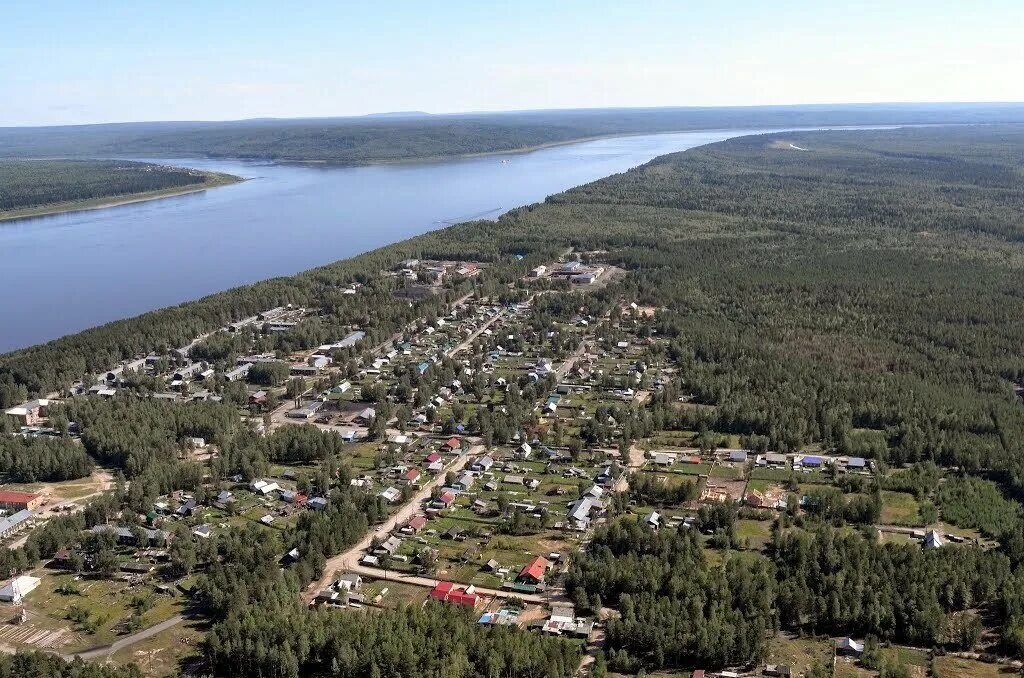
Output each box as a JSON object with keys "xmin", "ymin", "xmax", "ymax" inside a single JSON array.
[
  {"xmin": 68, "ymin": 614, "xmax": 184, "ymax": 661},
  {"xmin": 301, "ymin": 444, "xmax": 481, "ymax": 603}
]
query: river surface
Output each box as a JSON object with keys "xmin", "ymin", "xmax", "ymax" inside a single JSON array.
[{"xmin": 0, "ymin": 127, "xmax": 830, "ymax": 352}]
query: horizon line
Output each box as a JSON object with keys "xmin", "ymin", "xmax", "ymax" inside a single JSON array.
[{"xmin": 5, "ymin": 100, "xmax": 1024, "ymax": 131}]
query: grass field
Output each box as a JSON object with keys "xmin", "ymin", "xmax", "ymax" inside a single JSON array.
[
  {"xmin": 709, "ymin": 464, "xmax": 742, "ymax": 480},
  {"xmin": 362, "ymin": 579, "xmax": 431, "ymax": 608},
  {"xmin": 881, "ymin": 646, "xmax": 931, "ymax": 677},
  {"xmin": 735, "ymin": 519, "xmax": 773, "ymax": 550},
  {"xmin": 834, "ymin": 657, "xmax": 875, "ymax": 677},
  {"xmin": 110, "ymin": 618, "xmax": 206, "ymax": 677},
  {"xmin": 881, "ymin": 490, "xmax": 924, "ymax": 526},
  {"xmin": 749, "ymin": 467, "xmax": 795, "ymax": 482},
  {"xmin": 932, "ymin": 655, "xmax": 1013, "ymax": 678},
  {"xmin": 24, "ymin": 569, "xmax": 185, "ymax": 652},
  {"xmin": 763, "ymin": 633, "xmax": 834, "ymax": 676}
]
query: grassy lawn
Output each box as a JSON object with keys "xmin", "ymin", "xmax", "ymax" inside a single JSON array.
[
  {"xmin": 671, "ymin": 463, "xmax": 712, "ymax": 476},
  {"xmin": 746, "ymin": 478, "xmax": 777, "ymax": 492},
  {"xmin": 362, "ymin": 579, "xmax": 431, "ymax": 608},
  {"xmin": 750, "ymin": 467, "xmax": 795, "ymax": 482},
  {"xmin": 879, "ymin": 531, "xmax": 919, "ymax": 546},
  {"xmin": 763, "ymin": 633, "xmax": 834, "ymax": 676},
  {"xmin": 881, "ymin": 646, "xmax": 931, "ymax": 677},
  {"xmin": 735, "ymin": 519, "xmax": 773, "ymax": 550},
  {"xmin": 834, "ymin": 657, "xmax": 875, "ymax": 677},
  {"xmin": 709, "ymin": 464, "xmax": 742, "ymax": 480},
  {"xmin": 880, "ymin": 491, "xmax": 923, "ymax": 526},
  {"xmin": 25, "ymin": 568, "xmax": 185, "ymax": 652},
  {"xmin": 932, "ymin": 655, "xmax": 1012, "ymax": 678},
  {"xmin": 109, "ymin": 618, "xmax": 206, "ymax": 677}
]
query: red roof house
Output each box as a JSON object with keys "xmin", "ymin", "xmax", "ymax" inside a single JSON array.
[
  {"xmin": 407, "ymin": 515, "xmax": 428, "ymax": 532},
  {"xmin": 429, "ymin": 581, "xmax": 455, "ymax": 601},
  {"xmin": 519, "ymin": 556, "xmax": 550, "ymax": 584},
  {"xmin": 444, "ymin": 437, "xmax": 461, "ymax": 451},
  {"xmin": 429, "ymin": 581, "xmax": 478, "ymax": 607},
  {"xmin": 449, "ymin": 589, "xmax": 479, "ymax": 607},
  {"xmin": 437, "ymin": 490, "xmax": 456, "ymax": 508},
  {"xmin": 404, "ymin": 468, "xmax": 422, "ymax": 484},
  {"xmin": 425, "ymin": 452, "xmax": 441, "ymax": 464}
]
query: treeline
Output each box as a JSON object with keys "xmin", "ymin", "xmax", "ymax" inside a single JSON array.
[
  {"xmin": 937, "ymin": 475, "xmax": 1022, "ymax": 538},
  {"xmin": 774, "ymin": 526, "xmax": 1006, "ymax": 648},
  {"xmin": 565, "ymin": 518, "xmax": 775, "ymax": 671},
  {"xmin": 0, "ymin": 652, "xmax": 142, "ymax": 677},
  {"xmin": 568, "ymin": 517, "xmax": 1014, "ymax": 672},
  {"xmin": 205, "ymin": 603, "xmax": 578, "ymax": 678},
  {"xmin": 57, "ymin": 396, "xmax": 239, "ymax": 473},
  {"xmin": 0, "ymin": 243, "xmax": 460, "ymax": 408},
  {"xmin": 52, "ymin": 396, "xmax": 240, "ymax": 512},
  {"xmin": 5, "ymin": 104, "xmax": 1021, "ymax": 163},
  {"xmin": 0, "ymin": 436, "xmax": 93, "ymax": 482},
  {"xmin": 0, "ymin": 159, "xmax": 223, "ymax": 212},
  {"xmin": 629, "ymin": 473, "xmax": 697, "ymax": 506}
]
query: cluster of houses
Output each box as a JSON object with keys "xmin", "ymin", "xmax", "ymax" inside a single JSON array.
[{"xmin": 393, "ymin": 259, "xmax": 483, "ymax": 288}]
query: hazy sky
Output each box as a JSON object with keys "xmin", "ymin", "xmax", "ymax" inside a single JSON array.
[{"xmin": 4, "ymin": 0, "xmax": 1022, "ymax": 126}]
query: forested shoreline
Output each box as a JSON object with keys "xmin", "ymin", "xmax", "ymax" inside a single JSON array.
[
  {"xmin": 3, "ymin": 104, "xmax": 1024, "ymax": 164},
  {"xmin": 0, "ymin": 159, "xmax": 238, "ymax": 220},
  {"xmin": 8, "ymin": 124, "xmax": 1024, "ymax": 487}
]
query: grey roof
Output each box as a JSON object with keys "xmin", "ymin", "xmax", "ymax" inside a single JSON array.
[
  {"xmin": 568, "ymin": 497, "xmax": 594, "ymax": 523},
  {"xmin": 0, "ymin": 510, "xmax": 32, "ymax": 534}
]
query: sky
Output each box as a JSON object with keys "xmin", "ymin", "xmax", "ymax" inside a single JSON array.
[{"xmin": 3, "ymin": 0, "xmax": 1023, "ymax": 127}]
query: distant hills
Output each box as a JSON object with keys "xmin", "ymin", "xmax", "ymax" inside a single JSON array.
[
  {"xmin": 2, "ymin": 103, "xmax": 1024, "ymax": 165},
  {"xmin": 362, "ymin": 111, "xmax": 432, "ymax": 118}
]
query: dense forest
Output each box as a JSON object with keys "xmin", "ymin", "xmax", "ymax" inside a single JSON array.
[
  {"xmin": 0, "ymin": 436, "xmax": 93, "ymax": 482},
  {"xmin": 0, "ymin": 159, "xmax": 235, "ymax": 214},
  {"xmin": 2, "ymin": 104, "xmax": 1024, "ymax": 163},
  {"xmin": 565, "ymin": 517, "xmax": 1010, "ymax": 672},
  {"xmin": 0, "ymin": 652, "xmax": 142, "ymax": 677}
]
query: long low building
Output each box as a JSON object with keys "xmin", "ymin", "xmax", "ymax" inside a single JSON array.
[
  {"xmin": 0, "ymin": 510, "xmax": 33, "ymax": 539},
  {"xmin": 0, "ymin": 491, "xmax": 43, "ymax": 511},
  {"xmin": 287, "ymin": 401, "xmax": 324, "ymax": 419}
]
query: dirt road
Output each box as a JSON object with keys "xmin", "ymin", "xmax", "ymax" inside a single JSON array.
[
  {"xmin": 447, "ymin": 310, "xmax": 505, "ymax": 359},
  {"xmin": 68, "ymin": 615, "xmax": 184, "ymax": 661},
  {"xmin": 301, "ymin": 444, "xmax": 480, "ymax": 603},
  {"xmin": 555, "ymin": 340, "xmax": 589, "ymax": 380}
]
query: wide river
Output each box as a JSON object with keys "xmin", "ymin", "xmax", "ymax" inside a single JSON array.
[{"xmin": 1, "ymin": 127, "xmax": 810, "ymax": 352}]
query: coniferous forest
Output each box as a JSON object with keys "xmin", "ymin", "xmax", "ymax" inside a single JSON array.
[
  {"xmin": 0, "ymin": 159, "xmax": 236, "ymax": 216},
  {"xmin": 5, "ymin": 124, "xmax": 1024, "ymax": 675}
]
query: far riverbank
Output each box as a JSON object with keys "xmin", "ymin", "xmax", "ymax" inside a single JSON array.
[{"xmin": 0, "ymin": 172, "xmax": 242, "ymax": 223}]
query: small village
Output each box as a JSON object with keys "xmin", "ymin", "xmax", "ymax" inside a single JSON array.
[{"xmin": 0, "ymin": 252, "xmax": 1013, "ymax": 678}]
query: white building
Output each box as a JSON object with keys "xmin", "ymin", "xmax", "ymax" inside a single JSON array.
[{"xmin": 0, "ymin": 575, "xmax": 40, "ymax": 603}]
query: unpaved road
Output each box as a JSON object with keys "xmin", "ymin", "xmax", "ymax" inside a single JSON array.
[
  {"xmin": 301, "ymin": 444, "xmax": 480, "ymax": 603},
  {"xmin": 68, "ymin": 614, "xmax": 184, "ymax": 661}
]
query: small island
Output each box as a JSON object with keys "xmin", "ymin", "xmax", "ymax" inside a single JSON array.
[{"xmin": 0, "ymin": 158, "xmax": 241, "ymax": 222}]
